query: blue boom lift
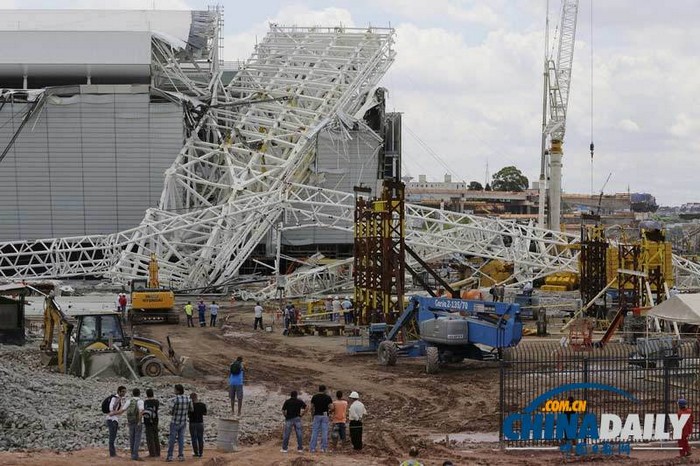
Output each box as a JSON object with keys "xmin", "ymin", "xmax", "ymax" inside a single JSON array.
[{"xmin": 373, "ymin": 295, "xmax": 523, "ymax": 373}]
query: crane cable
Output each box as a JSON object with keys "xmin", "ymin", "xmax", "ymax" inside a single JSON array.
[{"xmin": 589, "ymin": 0, "xmax": 595, "ymax": 195}]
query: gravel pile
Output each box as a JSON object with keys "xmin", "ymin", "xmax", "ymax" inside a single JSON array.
[{"xmin": 0, "ymin": 344, "xmax": 286, "ymax": 452}]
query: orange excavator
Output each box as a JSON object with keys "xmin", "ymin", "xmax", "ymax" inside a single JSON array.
[{"xmin": 129, "ymin": 253, "xmax": 179, "ymax": 325}]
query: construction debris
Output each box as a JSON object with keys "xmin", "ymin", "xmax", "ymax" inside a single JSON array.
[{"xmin": 0, "ymin": 344, "xmax": 286, "ymax": 452}]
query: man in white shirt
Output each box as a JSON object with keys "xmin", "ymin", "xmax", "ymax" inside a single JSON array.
[
  {"xmin": 210, "ymin": 301, "xmax": 219, "ymax": 327},
  {"xmin": 331, "ymin": 296, "xmax": 342, "ymax": 322},
  {"xmin": 254, "ymin": 302, "xmax": 264, "ymax": 330},
  {"xmin": 347, "ymin": 391, "xmax": 367, "ymax": 450},
  {"xmin": 342, "ymin": 297, "xmax": 353, "ymax": 324},
  {"xmin": 125, "ymin": 388, "xmax": 145, "ymax": 461},
  {"xmin": 106, "ymin": 385, "xmax": 127, "ymax": 457}
]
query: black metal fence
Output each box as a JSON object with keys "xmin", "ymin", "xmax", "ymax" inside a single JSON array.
[{"xmin": 499, "ymin": 340, "xmax": 700, "ymax": 447}]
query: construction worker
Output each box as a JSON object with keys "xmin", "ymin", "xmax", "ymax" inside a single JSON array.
[
  {"xmin": 197, "ymin": 300, "xmax": 207, "ymax": 327},
  {"xmin": 184, "ymin": 301, "xmax": 194, "ymax": 327},
  {"xmin": 342, "ymin": 297, "xmax": 353, "ymax": 325},
  {"xmin": 347, "ymin": 391, "xmax": 367, "ymax": 450},
  {"xmin": 523, "ymin": 281, "xmax": 534, "ymax": 296},
  {"xmin": 254, "ymin": 302, "xmax": 264, "ymax": 330},
  {"xmin": 678, "ymin": 398, "xmax": 693, "ymax": 457},
  {"xmin": 332, "ymin": 296, "xmax": 342, "ymax": 322},
  {"xmin": 400, "ymin": 446, "xmax": 424, "ymax": 466}
]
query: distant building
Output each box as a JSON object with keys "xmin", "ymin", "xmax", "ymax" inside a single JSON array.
[{"xmin": 407, "ymin": 174, "xmax": 643, "ymax": 233}]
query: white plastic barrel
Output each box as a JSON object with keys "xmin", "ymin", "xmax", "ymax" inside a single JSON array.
[{"xmin": 216, "ymin": 417, "xmax": 240, "ymax": 452}]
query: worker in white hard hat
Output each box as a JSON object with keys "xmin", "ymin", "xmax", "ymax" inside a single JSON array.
[
  {"xmin": 331, "ymin": 296, "xmax": 342, "ymax": 322},
  {"xmin": 342, "ymin": 296, "xmax": 353, "ymax": 324},
  {"xmin": 347, "ymin": 391, "xmax": 367, "ymax": 450}
]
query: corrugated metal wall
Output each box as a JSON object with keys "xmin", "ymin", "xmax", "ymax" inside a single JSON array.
[
  {"xmin": 0, "ymin": 91, "xmax": 182, "ymax": 241},
  {"xmin": 281, "ymin": 127, "xmax": 382, "ymax": 246}
]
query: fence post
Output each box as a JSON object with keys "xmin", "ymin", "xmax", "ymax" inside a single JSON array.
[
  {"xmin": 663, "ymin": 355, "xmax": 670, "ymax": 426},
  {"xmin": 583, "ymin": 357, "xmax": 589, "ymax": 402},
  {"xmin": 499, "ymin": 360, "xmax": 505, "ymax": 448}
]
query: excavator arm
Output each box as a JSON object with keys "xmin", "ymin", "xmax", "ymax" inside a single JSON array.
[{"xmin": 40, "ymin": 297, "xmax": 74, "ymax": 373}]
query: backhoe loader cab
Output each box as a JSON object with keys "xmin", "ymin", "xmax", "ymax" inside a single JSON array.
[
  {"xmin": 74, "ymin": 312, "xmax": 127, "ymax": 348},
  {"xmin": 42, "ymin": 297, "xmax": 185, "ymax": 379}
]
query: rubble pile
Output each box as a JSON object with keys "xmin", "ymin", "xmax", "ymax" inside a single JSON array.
[{"xmin": 0, "ymin": 345, "xmax": 286, "ymax": 452}]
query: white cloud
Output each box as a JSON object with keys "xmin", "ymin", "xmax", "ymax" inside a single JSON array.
[
  {"xmin": 618, "ymin": 119, "xmax": 640, "ymax": 133},
  {"xmin": 375, "ymin": 0, "xmax": 499, "ymax": 27},
  {"xmin": 224, "ymin": 5, "xmax": 355, "ymax": 63},
  {"xmin": 670, "ymin": 113, "xmax": 700, "ymax": 138}
]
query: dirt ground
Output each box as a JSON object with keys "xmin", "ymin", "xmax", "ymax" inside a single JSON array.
[{"xmin": 2, "ymin": 301, "xmax": 698, "ymax": 465}]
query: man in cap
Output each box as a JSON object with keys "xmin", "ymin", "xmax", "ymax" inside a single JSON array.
[
  {"xmin": 342, "ymin": 296, "xmax": 353, "ymax": 325},
  {"xmin": 332, "ymin": 296, "xmax": 342, "ymax": 322},
  {"xmin": 347, "ymin": 391, "xmax": 367, "ymax": 450},
  {"xmin": 678, "ymin": 398, "xmax": 693, "ymax": 457}
]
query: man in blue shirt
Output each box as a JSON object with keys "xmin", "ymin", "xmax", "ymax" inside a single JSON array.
[
  {"xmin": 197, "ymin": 300, "xmax": 207, "ymax": 327},
  {"xmin": 229, "ymin": 356, "xmax": 245, "ymax": 417}
]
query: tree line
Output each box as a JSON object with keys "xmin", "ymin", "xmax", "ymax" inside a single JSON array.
[{"xmin": 467, "ymin": 166, "xmax": 529, "ymax": 192}]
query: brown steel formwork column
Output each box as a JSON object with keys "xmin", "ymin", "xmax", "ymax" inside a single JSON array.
[
  {"xmin": 580, "ymin": 225, "xmax": 608, "ymax": 317},
  {"xmin": 353, "ymin": 180, "xmax": 406, "ymax": 325},
  {"xmin": 382, "ymin": 180, "xmax": 405, "ymax": 324},
  {"xmin": 618, "ymin": 244, "xmax": 641, "ymax": 312}
]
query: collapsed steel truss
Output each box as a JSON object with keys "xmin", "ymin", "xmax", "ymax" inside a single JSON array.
[{"xmin": 1, "ymin": 20, "xmax": 699, "ymax": 298}]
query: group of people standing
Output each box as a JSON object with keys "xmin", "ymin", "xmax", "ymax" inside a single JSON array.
[
  {"xmin": 280, "ymin": 385, "xmax": 367, "ymax": 453},
  {"xmin": 184, "ymin": 300, "xmax": 219, "ymax": 328},
  {"xmin": 325, "ymin": 296, "xmax": 354, "ymax": 324},
  {"xmin": 226, "ymin": 357, "xmax": 368, "ymax": 454},
  {"xmin": 105, "ymin": 383, "xmax": 207, "ymax": 461}
]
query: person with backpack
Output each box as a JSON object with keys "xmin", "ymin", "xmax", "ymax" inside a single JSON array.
[
  {"xmin": 166, "ymin": 384, "xmax": 193, "ymax": 462},
  {"xmin": 188, "ymin": 393, "xmax": 207, "ymax": 457},
  {"xmin": 143, "ymin": 388, "xmax": 160, "ymax": 458},
  {"xmin": 126, "ymin": 388, "xmax": 145, "ymax": 461},
  {"xmin": 104, "ymin": 385, "xmax": 127, "ymax": 458},
  {"xmin": 229, "ymin": 356, "xmax": 245, "ymax": 417}
]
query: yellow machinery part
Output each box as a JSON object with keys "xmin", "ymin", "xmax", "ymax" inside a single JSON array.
[
  {"xmin": 543, "ymin": 272, "xmax": 579, "ymax": 291},
  {"xmin": 131, "ymin": 290, "xmax": 175, "ymax": 310},
  {"xmin": 479, "ymin": 260, "xmax": 513, "ymax": 287}
]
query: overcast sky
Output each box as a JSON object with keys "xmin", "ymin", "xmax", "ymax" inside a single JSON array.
[{"xmin": 3, "ymin": 0, "xmax": 699, "ymax": 205}]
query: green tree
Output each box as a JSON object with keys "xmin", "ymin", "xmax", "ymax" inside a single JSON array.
[
  {"xmin": 492, "ymin": 166, "xmax": 529, "ymax": 192},
  {"xmin": 467, "ymin": 181, "xmax": 483, "ymax": 191},
  {"xmin": 485, "ymin": 183, "xmax": 492, "ymax": 191}
]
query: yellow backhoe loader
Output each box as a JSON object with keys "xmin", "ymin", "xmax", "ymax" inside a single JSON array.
[{"xmin": 41, "ymin": 296, "xmax": 186, "ymax": 378}]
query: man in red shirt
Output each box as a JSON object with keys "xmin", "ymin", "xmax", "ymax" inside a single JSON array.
[{"xmin": 678, "ymin": 398, "xmax": 694, "ymax": 457}]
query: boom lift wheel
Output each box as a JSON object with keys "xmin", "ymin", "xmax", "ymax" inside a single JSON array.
[
  {"xmin": 425, "ymin": 346, "xmax": 440, "ymax": 374},
  {"xmin": 140, "ymin": 356, "xmax": 164, "ymax": 377},
  {"xmin": 378, "ymin": 341, "xmax": 398, "ymax": 366}
]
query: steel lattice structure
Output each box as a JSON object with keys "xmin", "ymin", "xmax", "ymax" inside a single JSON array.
[{"xmin": 1, "ymin": 20, "xmax": 700, "ymax": 298}]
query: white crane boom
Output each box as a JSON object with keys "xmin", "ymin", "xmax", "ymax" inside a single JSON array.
[{"xmin": 538, "ymin": 0, "xmax": 579, "ymax": 231}]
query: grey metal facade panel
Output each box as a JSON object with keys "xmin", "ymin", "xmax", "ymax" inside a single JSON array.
[
  {"xmin": 0, "ymin": 92, "xmax": 183, "ymax": 241},
  {"xmin": 281, "ymin": 128, "xmax": 382, "ymax": 247}
]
